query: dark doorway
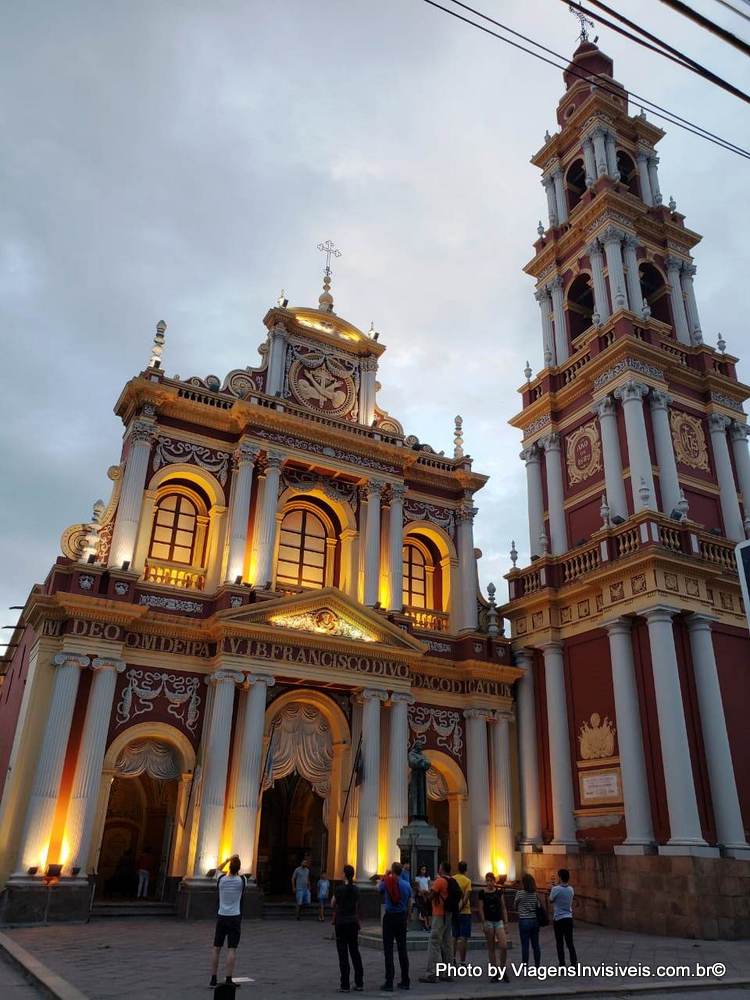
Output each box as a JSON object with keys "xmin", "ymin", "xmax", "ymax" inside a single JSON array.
[
  {"xmin": 256, "ymin": 773, "xmax": 326, "ymax": 896},
  {"xmin": 427, "ymin": 798, "xmax": 450, "ymax": 872}
]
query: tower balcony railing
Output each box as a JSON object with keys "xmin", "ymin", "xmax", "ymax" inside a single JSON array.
[
  {"xmin": 505, "ymin": 511, "xmax": 738, "ymax": 601},
  {"xmin": 143, "ymin": 559, "xmax": 206, "ymax": 591},
  {"xmin": 404, "ymin": 606, "xmax": 450, "ymax": 633}
]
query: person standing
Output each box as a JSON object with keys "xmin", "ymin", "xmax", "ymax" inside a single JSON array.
[
  {"xmin": 318, "ymin": 871, "xmax": 331, "ymax": 921},
  {"xmin": 419, "ymin": 862, "xmax": 455, "ymax": 984},
  {"xmin": 549, "ymin": 869, "xmax": 577, "ymax": 968},
  {"xmin": 477, "ymin": 872, "xmax": 509, "ymax": 982},
  {"xmin": 378, "ymin": 861, "xmax": 412, "ymax": 992},
  {"xmin": 331, "ymin": 864, "xmax": 364, "ymax": 993},
  {"xmin": 136, "ymin": 845, "xmax": 154, "ymax": 900},
  {"xmin": 415, "ymin": 866, "xmax": 431, "ymax": 931},
  {"xmin": 514, "ymin": 873, "xmax": 542, "ymax": 969},
  {"xmin": 292, "ymin": 857, "xmax": 311, "ymax": 920},
  {"xmin": 209, "ymin": 855, "xmax": 247, "ymax": 989},
  {"xmin": 451, "ymin": 861, "xmax": 472, "ymax": 966}
]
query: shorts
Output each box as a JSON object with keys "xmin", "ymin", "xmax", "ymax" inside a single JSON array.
[
  {"xmin": 296, "ymin": 888, "xmax": 311, "ymax": 905},
  {"xmin": 452, "ymin": 914, "xmax": 472, "ymax": 939},
  {"xmin": 214, "ymin": 915, "xmax": 242, "ymax": 949},
  {"xmin": 484, "ymin": 919, "xmax": 505, "ymax": 932}
]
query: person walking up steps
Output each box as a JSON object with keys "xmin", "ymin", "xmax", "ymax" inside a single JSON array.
[
  {"xmin": 514, "ymin": 873, "xmax": 542, "ymax": 969},
  {"xmin": 378, "ymin": 861, "xmax": 412, "ymax": 992},
  {"xmin": 210, "ymin": 855, "xmax": 247, "ymax": 989},
  {"xmin": 419, "ymin": 862, "xmax": 458, "ymax": 983},
  {"xmin": 292, "ymin": 857, "xmax": 311, "ymax": 919},
  {"xmin": 331, "ymin": 864, "xmax": 364, "ymax": 993},
  {"xmin": 550, "ymin": 869, "xmax": 578, "ymax": 968}
]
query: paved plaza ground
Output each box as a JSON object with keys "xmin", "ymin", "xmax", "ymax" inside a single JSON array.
[{"xmin": 4, "ymin": 918, "xmax": 750, "ymax": 1000}]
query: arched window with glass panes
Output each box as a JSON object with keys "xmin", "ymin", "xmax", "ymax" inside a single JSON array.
[{"xmin": 276, "ymin": 505, "xmax": 335, "ymax": 590}]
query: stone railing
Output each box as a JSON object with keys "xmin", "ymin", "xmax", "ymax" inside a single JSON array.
[
  {"xmin": 561, "ymin": 543, "xmax": 600, "ymax": 583},
  {"xmin": 405, "ymin": 607, "xmax": 450, "ymax": 633},
  {"xmin": 699, "ymin": 537, "xmax": 737, "ymax": 573},
  {"xmin": 144, "ymin": 561, "xmax": 206, "ymax": 590}
]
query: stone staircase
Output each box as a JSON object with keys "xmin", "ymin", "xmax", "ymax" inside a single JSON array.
[
  {"xmin": 91, "ymin": 900, "xmax": 177, "ymax": 919},
  {"xmin": 262, "ymin": 900, "xmax": 331, "ymax": 921}
]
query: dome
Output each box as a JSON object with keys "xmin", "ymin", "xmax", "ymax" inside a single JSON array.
[{"xmin": 563, "ymin": 40, "xmax": 614, "ymax": 91}]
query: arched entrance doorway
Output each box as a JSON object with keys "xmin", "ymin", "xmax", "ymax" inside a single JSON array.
[
  {"xmin": 257, "ymin": 773, "xmax": 326, "ymax": 895},
  {"xmin": 423, "ymin": 749, "xmax": 468, "ymax": 872}
]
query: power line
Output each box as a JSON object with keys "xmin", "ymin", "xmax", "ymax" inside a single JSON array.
[
  {"xmin": 711, "ymin": 0, "xmax": 750, "ymax": 25},
  {"xmin": 658, "ymin": 0, "xmax": 750, "ymax": 56},
  {"xmin": 567, "ymin": 0, "xmax": 750, "ymax": 105},
  {"xmin": 419, "ymin": 0, "xmax": 750, "ymax": 159}
]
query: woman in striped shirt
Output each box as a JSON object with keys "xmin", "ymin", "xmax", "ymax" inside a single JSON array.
[{"xmin": 514, "ymin": 873, "xmax": 542, "ymax": 968}]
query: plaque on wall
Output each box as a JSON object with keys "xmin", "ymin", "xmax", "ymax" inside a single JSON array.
[
  {"xmin": 565, "ymin": 421, "xmax": 602, "ymax": 485},
  {"xmin": 579, "ymin": 767, "xmax": 622, "ymax": 806}
]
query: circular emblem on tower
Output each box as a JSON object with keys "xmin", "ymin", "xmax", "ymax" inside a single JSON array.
[
  {"xmin": 565, "ymin": 420, "xmax": 602, "ymax": 485},
  {"xmin": 288, "ymin": 354, "xmax": 356, "ymax": 417}
]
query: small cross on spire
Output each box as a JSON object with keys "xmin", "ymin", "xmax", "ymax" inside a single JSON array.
[
  {"xmin": 317, "ymin": 239, "xmax": 342, "ymax": 313},
  {"xmin": 569, "ymin": 4, "xmax": 595, "ymax": 42}
]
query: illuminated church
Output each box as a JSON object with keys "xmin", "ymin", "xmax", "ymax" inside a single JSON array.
[{"xmin": 1, "ymin": 38, "xmax": 749, "ymax": 938}]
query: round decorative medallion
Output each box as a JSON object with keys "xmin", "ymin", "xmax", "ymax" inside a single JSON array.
[
  {"xmin": 288, "ymin": 357, "xmax": 355, "ymax": 416},
  {"xmin": 565, "ymin": 421, "xmax": 602, "ymax": 485}
]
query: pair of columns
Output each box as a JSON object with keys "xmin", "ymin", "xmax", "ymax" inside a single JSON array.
[
  {"xmin": 362, "ymin": 482, "xmax": 406, "ymax": 611},
  {"xmin": 666, "ymin": 256, "xmax": 703, "ymax": 346},
  {"xmin": 535, "ymin": 278, "xmax": 568, "ymax": 366},
  {"xmin": 709, "ymin": 415, "xmax": 747, "ymax": 542},
  {"xmin": 542, "ymin": 168, "xmax": 567, "ymax": 227},
  {"xmin": 465, "ymin": 708, "xmax": 516, "ymax": 880},
  {"xmin": 636, "ymin": 147, "xmax": 663, "ymax": 207},
  {"xmin": 520, "ymin": 435, "xmax": 567, "ymax": 558},
  {"xmin": 16, "ymin": 654, "xmax": 125, "ymax": 876}
]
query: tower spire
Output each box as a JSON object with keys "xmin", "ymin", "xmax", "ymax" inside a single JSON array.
[{"xmin": 316, "ymin": 239, "xmax": 341, "ymax": 314}]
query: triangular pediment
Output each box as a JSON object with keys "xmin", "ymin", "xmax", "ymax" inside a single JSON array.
[{"xmin": 219, "ymin": 588, "xmax": 427, "ymax": 652}]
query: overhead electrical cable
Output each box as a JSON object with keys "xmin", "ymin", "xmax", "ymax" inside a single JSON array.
[
  {"xmin": 710, "ymin": 0, "xmax": 750, "ymax": 25},
  {"xmin": 658, "ymin": 0, "xmax": 750, "ymax": 56}
]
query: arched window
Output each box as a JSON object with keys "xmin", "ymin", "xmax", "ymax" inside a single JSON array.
[
  {"xmin": 565, "ymin": 158, "xmax": 587, "ymax": 213},
  {"xmin": 566, "ymin": 274, "xmax": 594, "ymax": 343},
  {"xmin": 616, "ymin": 150, "xmax": 639, "ymax": 198},
  {"xmin": 402, "ymin": 541, "xmax": 428, "ymax": 609},
  {"xmin": 639, "ymin": 262, "xmax": 671, "ymax": 326},
  {"xmin": 277, "ymin": 508, "xmax": 328, "ymax": 589},
  {"xmin": 149, "ymin": 494, "xmax": 198, "ymax": 565}
]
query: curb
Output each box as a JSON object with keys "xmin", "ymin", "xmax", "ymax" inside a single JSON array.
[
  {"xmin": 415, "ymin": 976, "xmax": 750, "ymax": 999},
  {"xmin": 0, "ymin": 931, "xmax": 88, "ymax": 1000}
]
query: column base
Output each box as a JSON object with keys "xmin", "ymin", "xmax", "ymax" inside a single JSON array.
[
  {"xmin": 542, "ymin": 841, "xmax": 579, "ymax": 855},
  {"xmin": 520, "ymin": 841, "xmax": 542, "ymax": 854},
  {"xmin": 658, "ymin": 843, "xmax": 720, "ymax": 858},
  {"xmin": 353, "ymin": 883, "xmax": 381, "ymax": 919},
  {"xmin": 614, "ymin": 842, "xmax": 657, "ymax": 856},
  {"xmin": 177, "ymin": 878, "xmax": 261, "ymax": 919},
  {"xmin": 722, "ymin": 845, "xmax": 750, "ymax": 860},
  {"xmin": 1, "ymin": 876, "xmax": 91, "ymax": 924}
]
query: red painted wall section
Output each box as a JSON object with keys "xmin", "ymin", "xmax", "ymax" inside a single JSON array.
[
  {"xmin": 532, "ymin": 650, "xmax": 554, "ymax": 842},
  {"xmin": 631, "ymin": 619, "xmax": 670, "ymax": 843},
  {"xmin": 681, "ymin": 488, "xmax": 722, "ymax": 534},
  {"xmin": 0, "ymin": 627, "xmax": 36, "ymax": 799},
  {"xmin": 106, "ymin": 664, "xmax": 206, "ymax": 751},
  {"xmin": 714, "ymin": 625, "xmax": 750, "ymax": 835},
  {"xmin": 567, "ymin": 495, "xmax": 605, "ymax": 547}
]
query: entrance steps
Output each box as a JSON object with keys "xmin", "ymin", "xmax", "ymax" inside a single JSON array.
[
  {"xmin": 91, "ymin": 901, "xmax": 177, "ymax": 919},
  {"xmin": 262, "ymin": 900, "xmax": 330, "ymax": 921}
]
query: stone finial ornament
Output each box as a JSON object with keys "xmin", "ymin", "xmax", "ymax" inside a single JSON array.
[
  {"xmin": 592, "ymin": 310, "xmax": 601, "ymax": 327},
  {"xmin": 510, "ymin": 540, "xmax": 518, "ymax": 568},
  {"xmin": 668, "ymin": 195, "xmax": 677, "ymax": 212},
  {"xmin": 543, "ymin": 348, "xmax": 553, "ymax": 367},
  {"xmin": 453, "ymin": 415, "xmax": 464, "ymax": 459},
  {"xmin": 537, "ymin": 220, "xmax": 545, "ymax": 236},
  {"xmin": 544, "ymin": 130, "xmax": 551, "ymax": 143},
  {"xmin": 638, "ymin": 477, "xmax": 651, "ymax": 506},
  {"xmin": 717, "ymin": 332, "xmax": 726, "ymax": 354},
  {"xmin": 641, "ymin": 298, "xmax": 651, "ymax": 320},
  {"xmin": 149, "ymin": 320, "xmax": 166, "ymax": 370},
  {"xmin": 487, "ymin": 582, "xmax": 499, "ymax": 635},
  {"xmin": 539, "ymin": 531, "xmax": 549, "ymax": 555},
  {"xmin": 677, "ymin": 489, "xmax": 689, "ymax": 522},
  {"xmin": 524, "ymin": 360, "xmax": 532, "ymax": 382},
  {"xmin": 600, "ymin": 493, "xmax": 610, "ymax": 527}
]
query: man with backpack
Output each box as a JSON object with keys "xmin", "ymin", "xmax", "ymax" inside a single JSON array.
[
  {"xmin": 377, "ymin": 861, "xmax": 412, "ymax": 991},
  {"xmin": 210, "ymin": 855, "xmax": 247, "ymax": 990},
  {"xmin": 419, "ymin": 861, "xmax": 458, "ymax": 983}
]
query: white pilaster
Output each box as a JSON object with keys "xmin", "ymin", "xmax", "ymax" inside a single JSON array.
[
  {"xmin": 521, "ymin": 445, "xmax": 545, "ymax": 558},
  {"xmin": 66, "ymin": 658, "xmax": 126, "ymax": 874},
  {"xmin": 465, "ymin": 708, "xmax": 493, "ymax": 877},
  {"xmin": 582, "ymin": 137, "xmax": 596, "ymax": 186},
  {"xmin": 586, "ymin": 239, "xmax": 610, "ymax": 322},
  {"xmin": 229, "ymin": 674, "xmax": 275, "ymax": 874},
  {"xmin": 603, "ymin": 620, "xmax": 655, "ymax": 851},
  {"xmin": 614, "ymin": 380, "xmax": 656, "ymax": 512},
  {"xmin": 359, "ymin": 356, "xmax": 378, "ymax": 426},
  {"xmin": 225, "ymin": 442, "xmax": 260, "ymax": 583},
  {"xmin": 541, "ymin": 642, "xmax": 578, "ymax": 850},
  {"xmin": 593, "ymin": 395, "xmax": 628, "ymax": 521},
  {"xmin": 637, "ymin": 151, "xmax": 654, "ymax": 206},
  {"xmin": 108, "ymin": 419, "xmax": 156, "ymax": 568},
  {"xmin": 602, "ymin": 226, "xmax": 628, "ymax": 311},
  {"xmin": 550, "ymin": 276, "xmax": 568, "ymax": 364},
  {"xmin": 680, "ymin": 264, "xmax": 702, "ymax": 344},
  {"xmin": 515, "ymin": 651, "xmax": 541, "ymax": 848},
  {"xmin": 193, "ymin": 670, "xmax": 243, "ymax": 876},
  {"xmin": 456, "ymin": 500, "xmax": 479, "ymax": 631},
  {"xmin": 642, "ymin": 607, "xmax": 710, "ymax": 852},
  {"xmin": 363, "ymin": 480, "xmax": 382, "ymax": 606},
  {"xmin": 592, "ymin": 128, "xmax": 608, "ymax": 177},
  {"xmin": 387, "ymin": 485, "xmax": 406, "ymax": 612},
  {"xmin": 491, "ymin": 711, "xmax": 516, "ymax": 879},
  {"xmin": 647, "ymin": 155, "xmax": 662, "ymax": 205},
  {"xmin": 686, "ymin": 616, "xmax": 749, "ymax": 856},
  {"xmin": 729, "ymin": 422, "xmax": 750, "ymax": 524},
  {"xmin": 708, "ymin": 414, "xmax": 745, "ymax": 542},
  {"xmin": 605, "ymin": 132, "xmax": 619, "ymax": 178},
  {"xmin": 665, "ymin": 256, "xmax": 691, "ymax": 346},
  {"xmin": 542, "ymin": 176, "xmax": 558, "ymax": 227},
  {"xmin": 623, "ymin": 235, "xmax": 642, "ymax": 316},
  {"xmin": 357, "ymin": 689, "xmax": 387, "ymax": 880},
  {"xmin": 386, "ymin": 692, "xmax": 413, "ymax": 858},
  {"xmin": 540, "ymin": 433, "xmax": 568, "ymax": 555},
  {"xmin": 534, "ymin": 286, "xmax": 556, "ymax": 366},
  {"xmin": 649, "ymin": 390, "xmax": 682, "ymax": 516},
  {"xmin": 253, "ymin": 451, "xmax": 284, "ymax": 587},
  {"xmin": 552, "ymin": 169, "xmax": 568, "ymax": 225},
  {"xmin": 16, "ymin": 653, "xmax": 90, "ymax": 874},
  {"xmin": 265, "ymin": 322, "xmax": 289, "ymax": 396}
]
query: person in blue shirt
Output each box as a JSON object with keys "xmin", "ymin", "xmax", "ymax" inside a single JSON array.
[
  {"xmin": 549, "ymin": 868, "xmax": 577, "ymax": 968},
  {"xmin": 377, "ymin": 861, "xmax": 412, "ymax": 991}
]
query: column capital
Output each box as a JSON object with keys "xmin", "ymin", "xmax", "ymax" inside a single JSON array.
[
  {"xmin": 359, "ymin": 688, "xmax": 388, "ymax": 703},
  {"xmin": 129, "ymin": 419, "xmax": 158, "ymax": 446},
  {"xmin": 592, "ymin": 395, "xmax": 617, "ymax": 419},
  {"xmin": 534, "ymin": 286, "xmax": 551, "ymax": 304},
  {"xmin": 664, "ymin": 254, "xmax": 685, "ymax": 273},
  {"xmin": 614, "ymin": 379, "xmax": 649, "ymax": 403},
  {"xmin": 520, "ymin": 444, "xmax": 542, "ymax": 465},
  {"xmin": 636, "ymin": 150, "xmax": 650, "ymax": 164},
  {"xmin": 52, "ymin": 653, "xmax": 90, "ymax": 670},
  {"xmin": 602, "ymin": 616, "xmax": 633, "ymax": 637},
  {"xmin": 463, "ymin": 708, "xmax": 493, "ymax": 721},
  {"xmin": 366, "ymin": 479, "xmax": 384, "ymax": 497},
  {"xmin": 550, "ymin": 274, "xmax": 564, "ymax": 290},
  {"xmin": 708, "ymin": 413, "xmax": 731, "ymax": 434},
  {"xmin": 685, "ymin": 613, "xmax": 718, "ymax": 634},
  {"xmin": 269, "ymin": 320, "xmax": 289, "ymax": 340},
  {"xmin": 540, "ymin": 640, "xmax": 564, "ymax": 654},
  {"xmin": 623, "ymin": 233, "xmax": 641, "ymax": 250},
  {"xmin": 641, "ymin": 604, "xmax": 680, "ymax": 625},
  {"xmin": 681, "ymin": 262, "xmax": 697, "ymax": 279},
  {"xmin": 600, "ymin": 225, "xmax": 625, "ymax": 246},
  {"xmin": 541, "ymin": 175, "xmax": 553, "ymax": 190},
  {"xmin": 389, "ymin": 691, "xmax": 415, "ymax": 706},
  {"xmin": 539, "ymin": 432, "xmax": 561, "ymax": 453},
  {"xmin": 245, "ymin": 673, "xmax": 275, "ymax": 689},
  {"xmin": 91, "ymin": 657, "xmax": 126, "ymax": 674},
  {"xmin": 389, "ymin": 482, "xmax": 407, "ymax": 503},
  {"xmin": 491, "ymin": 709, "xmax": 515, "ymax": 724},
  {"xmin": 209, "ymin": 669, "xmax": 244, "ymax": 686},
  {"xmin": 264, "ymin": 449, "xmax": 286, "ymax": 471},
  {"xmin": 456, "ymin": 501, "xmax": 478, "ymax": 522},
  {"xmin": 234, "ymin": 442, "xmax": 261, "ymax": 467},
  {"xmin": 648, "ymin": 389, "xmax": 672, "ymax": 411},
  {"xmin": 586, "ymin": 238, "xmax": 604, "ymax": 258},
  {"xmin": 514, "ymin": 649, "xmax": 535, "ymax": 669},
  {"xmin": 729, "ymin": 421, "xmax": 750, "ymax": 443}
]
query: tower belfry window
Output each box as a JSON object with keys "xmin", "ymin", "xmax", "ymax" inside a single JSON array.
[
  {"xmin": 616, "ymin": 151, "xmax": 639, "ymax": 198},
  {"xmin": 565, "ymin": 159, "xmax": 587, "ymax": 213}
]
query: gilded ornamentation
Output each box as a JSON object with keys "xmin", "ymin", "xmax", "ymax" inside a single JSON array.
[
  {"xmin": 578, "ymin": 600, "xmax": 590, "ymax": 618},
  {"xmin": 670, "ymin": 410, "xmax": 709, "ymax": 471},
  {"xmin": 609, "ymin": 582, "xmax": 624, "ymax": 601},
  {"xmin": 566, "ymin": 421, "xmax": 602, "ymax": 484},
  {"xmin": 115, "ymin": 669, "xmax": 202, "ymax": 734},
  {"xmin": 287, "ymin": 344, "xmax": 357, "ymax": 417},
  {"xmin": 408, "ymin": 704, "xmax": 464, "ymax": 759},
  {"xmin": 268, "ymin": 607, "xmax": 376, "ymax": 643},
  {"xmin": 578, "ymin": 712, "xmax": 616, "ymax": 760}
]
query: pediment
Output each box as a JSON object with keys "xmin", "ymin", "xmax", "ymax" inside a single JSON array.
[{"xmin": 219, "ymin": 588, "xmax": 427, "ymax": 652}]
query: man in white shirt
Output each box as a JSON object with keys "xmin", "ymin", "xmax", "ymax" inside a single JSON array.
[
  {"xmin": 291, "ymin": 857, "xmax": 311, "ymax": 920},
  {"xmin": 210, "ymin": 855, "xmax": 247, "ymax": 988}
]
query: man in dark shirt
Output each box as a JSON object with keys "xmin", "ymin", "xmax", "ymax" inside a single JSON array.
[
  {"xmin": 377, "ymin": 861, "xmax": 412, "ymax": 992},
  {"xmin": 332, "ymin": 864, "xmax": 364, "ymax": 992}
]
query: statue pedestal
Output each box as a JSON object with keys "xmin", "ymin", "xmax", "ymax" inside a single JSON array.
[{"xmin": 398, "ymin": 820, "xmax": 441, "ymax": 881}]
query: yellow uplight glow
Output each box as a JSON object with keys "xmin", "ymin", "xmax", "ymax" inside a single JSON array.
[
  {"xmin": 59, "ymin": 837, "xmax": 71, "ymax": 868},
  {"xmin": 494, "ymin": 857, "xmax": 507, "ymax": 877}
]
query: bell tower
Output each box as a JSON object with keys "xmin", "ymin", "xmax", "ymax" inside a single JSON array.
[{"xmin": 502, "ymin": 39, "xmax": 750, "ymax": 938}]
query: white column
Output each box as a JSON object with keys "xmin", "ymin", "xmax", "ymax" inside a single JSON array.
[
  {"xmin": 623, "ymin": 235, "xmax": 642, "ymax": 315},
  {"xmin": 642, "ymin": 607, "xmax": 708, "ymax": 850},
  {"xmin": 540, "ymin": 433, "xmax": 568, "ymax": 555},
  {"xmin": 542, "ymin": 176, "xmax": 558, "ymax": 227},
  {"xmin": 265, "ymin": 321, "xmax": 289, "ymax": 396},
  {"xmin": 647, "ymin": 155, "xmax": 662, "ymax": 205},
  {"xmin": 465, "ymin": 709, "xmax": 493, "ymax": 877},
  {"xmin": 665, "ymin": 256, "xmax": 691, "ymax": 346},
  {"xmin": 605, "ymin": 132, "xmax": 619, "ymax": 178},
  {"xmin": 593, "ymin": 396, "xmax": 628, "ymax": 520},
  {"xmin": 637, "ymin": 151, "xmax": 654, "ymax": 206},
  {"xmin": 193, "ymin": 670, "xmax": 242, "ymax": 876},
  {"xmin": 363, "ymin": 480, "xmax": 382, "ymax": 606},
  {"xmin": 582, "ymin": 137, "xmax": 596, "ymax": 186},
  {"xmin": 552, "ymin": 168, "xmax": 568, "ymax": 225},
  {"xmin": 680, "ymin": 264, "xmax": 702, "ymax": 344},
  {"xmin": 108, "ymin": 419, "xmax": 156, "ymax": 568},
  {"xmin": 229, "ymin": 674, "xmax": 275, "ymax": 874},
  {"xmin": 516, "ymin": 651, "xmax": 541, "ymax": 848},
  {"xmin": 387, "ymin": 485, "xmax": 405, "ymax": 612},
  {"xmin": 16, "ymin": 653, "xmax": 89, "ymax": 874},
  {"xmin": 456, "ymin": 501, "xmax": 479, "ymax": 630},
  {"xmin": 66, "ymin": 657, "xmax": 126, "ymax": 874},
  {"xmin": 225, "ymin": 442, "xmax": 259, "ymax": 583},
  {"xmin": 491, "ymin": 711, "xmax": 516, "ymax": 879},
  {"xmin": 729, "ymin": 422, "xmax": 750, "ymax": 526},
  {"xmin": 587, "ymin": 239, "xmax": 610, "ymax": 321},
  {"xmin": 686, "ymin": 616, "xmax": 749, "ymax": 856},
  {"xmin": 541, "ymin": 643, "xmax": 578, "ymax": 850},
  {"xmin": 592, "ymin": 127, "xmax": 608, "ymax": 177},
  {"xmin": 708, "ymin": 415, "xmax": 745, "ymax": 541},
  {"xmin": 602, "ymin": 226, "xmax": 628, "ymax": 311},
  {"xmin": 648, "ymin": 390, "xmax": 681, "ymax": 516},
  {"xmin": 253, "ymin": 451, "xmax": 284, "ymax": 587},
  {"xmin": 534, "ymin": 286, "xmax": 556, "ymax": 365},
  {"xmin": 614, "ymin": 380, "xmax": 656, "ymax": 512},
  {"xmin": 603, "ymin": 619, "xmax": 655, "ymax": 851},
  {"xmin": 359, "ymin": 356, "xmax": 378, "ymax": 426},
  {"xmin": 357, "ymin": 689, "xmax": 387, "ymax": 881},
  {"xmin": 521, "ymin": 445, "xmax": 545, "ymax": 557},
  {"xmin": 550, "ymin": 276, "xmax": 568, "ymax": 364},
  {"xmin": 386, "ymin": 692, "xmax": 413, "ymax": 858}
]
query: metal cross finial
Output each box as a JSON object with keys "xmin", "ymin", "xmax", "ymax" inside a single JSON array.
[
  {"xmin": 569, "ymin": 4, "xmax": 594, "ymax": 41},
  {"xmin": 317, "ymin": 240, "xmax": 342, "ymax": 273}
]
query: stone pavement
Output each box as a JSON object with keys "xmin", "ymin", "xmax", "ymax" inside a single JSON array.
[
  {"xmin": 0, "ymin": 952, "xmax": 43, "ymax": 997},
  {"xmin": 5, "ymin": 918, "xmax": 750, "ymax": 1000}
]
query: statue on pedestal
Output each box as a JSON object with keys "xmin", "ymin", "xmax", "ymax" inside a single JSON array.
[{"xmin": 408, "ymin": 739, "xmax": 431, "ymax": 822}]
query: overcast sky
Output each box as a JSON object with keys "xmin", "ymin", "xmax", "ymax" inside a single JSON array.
[{"xmin": 2, "ymin": 0, "xmax": 749, "ymax": 629}]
